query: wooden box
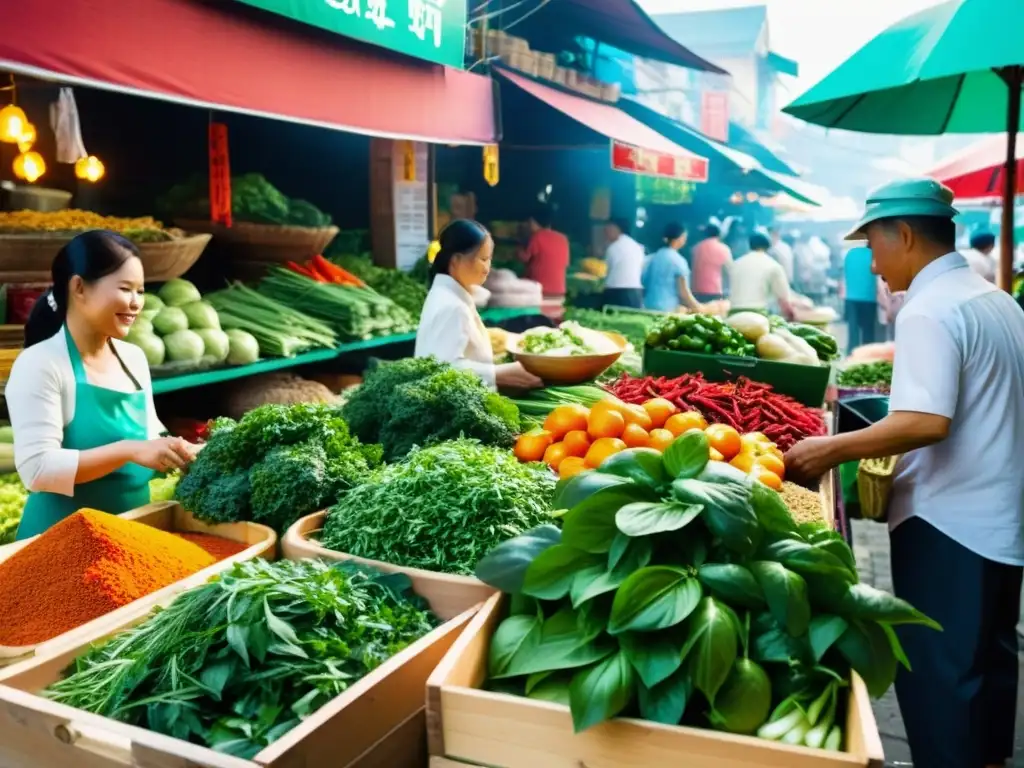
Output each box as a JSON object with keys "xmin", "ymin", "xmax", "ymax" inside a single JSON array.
[
  {"xmin": 0, "ymin": 501, "xmax": 276, "ymax": 671},
  {"xmin": 426, "ymin": 594, "xmax": 884, "ymax": 768}
]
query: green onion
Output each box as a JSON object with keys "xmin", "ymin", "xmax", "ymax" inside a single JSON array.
[{"xmin": 206, "ymin": 283, "xmax": 337, "ymax": 356}]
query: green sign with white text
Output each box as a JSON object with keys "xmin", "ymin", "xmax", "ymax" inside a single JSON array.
[{"xmin": 236, "ymin": 0, "xmax": 466, "ymax": 68}]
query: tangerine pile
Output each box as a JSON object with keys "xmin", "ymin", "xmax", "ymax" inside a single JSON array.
[{"xmin": 513, "ymin": 396, "xmax": 786, "ymax": 488}]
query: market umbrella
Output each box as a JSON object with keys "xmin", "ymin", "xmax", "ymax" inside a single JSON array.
[
  {"xmin": 925, "ymin": 134, "xmax": 1024, "ymax": 200},
  {"xmin": 783, "ymin": 0, "xmax": 1024, "ymax": 289}
]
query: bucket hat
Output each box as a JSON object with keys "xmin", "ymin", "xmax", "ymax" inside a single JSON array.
[{"xmin": 845, "ymin": 177, "xmax": 958, "ymax": 240}]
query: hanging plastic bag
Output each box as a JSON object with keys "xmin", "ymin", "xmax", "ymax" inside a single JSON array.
[{"xmin": 49, "ymin": 88, "xmax": 87, "ymax": 164}]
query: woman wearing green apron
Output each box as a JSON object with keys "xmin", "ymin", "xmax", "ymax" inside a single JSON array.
[{"xmin": 6, "ymin": 231, "xmax": 197, "ymax": 539}]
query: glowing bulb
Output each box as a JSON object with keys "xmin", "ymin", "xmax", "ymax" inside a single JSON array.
[
  {"xmin": 16, "ymin": 122, "xmax": 36, "ymax": 153},
  {"xmin": 729, "ymin": 192, "xmax": 743, "ymax": 205},
  {"xmin": 75, "ymin": 155, "xmax": 105, "ymax": 182},
  {"xmin": 0, "ymin": 104, "xmax": 27, "ymax": 143},
  {"xmin": 13, "ymin": 151, "xmax": 46, "ymax": 183},
  {"xmin": 746, "ymin": 191, "xmax": 759, "ymax": 202}
]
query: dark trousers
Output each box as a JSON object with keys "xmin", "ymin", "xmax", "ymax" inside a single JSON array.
[
  {"xmin": 890, "ymin": 517, "xmax": 1022, "ymax": 767},
  {"xmin": 845, "ymin": 299, "xmax": 877, "ymax": 353},
  {"xmin": 602, "ymin": 288, "xmax": 644, "ymax": 310}
]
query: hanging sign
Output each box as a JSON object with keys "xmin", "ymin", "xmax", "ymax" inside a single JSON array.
[
  {"xmin": 483, "ymin": 144, "xmax": 499, "ymax": 187},
  {"xmin": 208, "ymin": 122, "xmax": 233, "ymax": 227},
  {"xmin": 401, "ymin": 140, "xmax": 417, "ymax": 182},
  {"xmin": 610, "ymin": 141, "xmax": 709, "ymax": 183},
  {"xmin": 393, "ymin": 141, "xmax": 429, "ymax": 271}
]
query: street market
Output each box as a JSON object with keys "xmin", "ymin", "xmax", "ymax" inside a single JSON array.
[{"xmin": 0, "ymin": 0, "xmax": 1021, "ymax": 766}]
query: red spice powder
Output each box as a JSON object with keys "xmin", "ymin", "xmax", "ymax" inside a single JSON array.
[{"xmin": 174, "ymin": 532, "xmax": 247, "ymax": 561}]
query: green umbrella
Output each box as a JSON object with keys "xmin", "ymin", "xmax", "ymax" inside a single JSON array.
[{"xmin": 783, "ymin": 0, "xmax": 1024, "ymax": 288}]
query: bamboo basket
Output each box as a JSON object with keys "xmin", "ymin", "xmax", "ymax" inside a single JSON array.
[
  {"xmin": 857, "ymin": 455, "xmax": 901, "ymax": 522},
  {"xmin": 0, "ymin": 501, "xmax": 276, "ymax": 671},
  {"xmin": 0, "ymin": 347, "xmax": 19, "ymax": 382},
  {"xmin": 175, "ymin": 219, "xmax": 339, "ymax": 265},
  {"xmin": 536, "ymin": 53, "xmax": 556, "ymax": 81}
]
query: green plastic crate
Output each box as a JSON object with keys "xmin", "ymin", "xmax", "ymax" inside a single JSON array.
[{"xmin": 643, "ymin": 347, "xmax": 832, "ymax": 407}]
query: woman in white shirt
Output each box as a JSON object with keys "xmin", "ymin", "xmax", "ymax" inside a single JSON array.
[
  {"xmin": 7, "ymin": 231, "xmax": 198, "ymax": 539},
  {"xmin": 415, "ymin": 220, "xmax": 541, "ymax": 390}
]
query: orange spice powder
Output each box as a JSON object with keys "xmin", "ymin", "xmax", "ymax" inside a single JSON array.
[{"xmin": 173, "ymin": 532, "xmax": 247, "ymax": 561}]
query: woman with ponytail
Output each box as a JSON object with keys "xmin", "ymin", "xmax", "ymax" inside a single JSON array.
[
  {"xmin": 6, "ymin": 230, "xmax": 198, "ymax": 539},
  {"xmin": 415, "ymin": 220, "xmax": 542, "ymax": 390}
]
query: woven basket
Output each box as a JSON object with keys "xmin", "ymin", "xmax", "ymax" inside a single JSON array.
[
  {"xmin": 176, "ymin": 219, "xmax": 339, "ymax": 264},
  {"xmin": 857, "ymin": 455, "xmax": 901, "ymax": 521},
  {"xmin": 0, "ymin": 348, "xmax": 19, "ymax": 382}
]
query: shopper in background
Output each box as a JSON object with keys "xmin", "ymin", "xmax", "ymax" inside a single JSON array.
[
  {"xmin": 520, "ymin": 206, "xmax": 569, "ymax": 298},
  {"xmin": 962, "ymin": 231, "xmax": 997, "ymax": 282},
  {"xmin": 728, "ymin": 231, "xmax": 794, "ymax": 317},
  {"xmin": 601, "ymin": 218, "xmax": 645, "ymax": 309},
  {"xmin": 843, "ymin": 244, "xmax": 877, "ymax": 353},
  {"xmin": 642, "ymin": 223, "xmax": 702, "ymax": 313},
  {"xmin": 769, "ymin": 226, "xmax": 795, "ymax": 282},
  {"xmin": 691, "ymin": 223, "xmax": 733, "ymax": 302}
]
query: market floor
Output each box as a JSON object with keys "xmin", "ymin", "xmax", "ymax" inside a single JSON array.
[{"xmin": 851, "ymin": 520, "xmax": 1024, "ymax": 766}]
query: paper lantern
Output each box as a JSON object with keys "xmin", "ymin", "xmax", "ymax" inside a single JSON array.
[
  {"xmin": 13, "ymin": 151, "xmax": 46, "ymax": 182},
  {"xmin": 75, "ymin": 155, "xmax": 105, "ymax": 182},
  {"xmin": 0, "ymin": 104, "xmax": 27, "ymax": 144},
  {"xmin": 16, "ymin": 122, "xmax": 36, "ymax": 153}
]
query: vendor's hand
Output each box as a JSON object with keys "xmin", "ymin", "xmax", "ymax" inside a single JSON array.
[
  {"xmin": 784, "ymin": 436, "xmax": 837, "ymax": 487},
  {"xmin": 133, "ymin": 437, "xmax": 196, "ymax": 472},
  {"xmin": 496, "ymin": 362, "xmax": 544, "ymax": 390}
]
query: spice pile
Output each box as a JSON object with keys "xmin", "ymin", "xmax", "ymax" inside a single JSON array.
[
  {"xmin": 0, "ymin": 510, "xmax": 219, "ymax": 646},
  {"xmin": 607, "ymin": 374, "xmax": 827, "ymax": 450},
  {"xmin": 780, "ymin": 482, "xmax": 826, "ymax": 525},
  {"xmin": 174, "ymin": 532, "xmax": 248, "ymax": 561}
]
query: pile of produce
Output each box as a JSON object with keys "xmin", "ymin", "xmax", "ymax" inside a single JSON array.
[
  {"xmin": 508, "ymin": 385, "xmax": 609, "ymax": 428},
  {"xmin": 0, "ymin": 509, "xmax": 220, "ymax": 646},
  {"xmin": 485, "ymin": 269, "xmax": 543, "ymax": 309},
  {"xmin": 562, "ymin": 308, "xmax": 659, "ymax": 351},
  {"xmin": 175, "ymin": 403, "xmax": 381, "ymax": 533},
  {"xmin": 206, "ymin": 282, "xmax": 337, "ymax": 358},
  {"xmin": 341, "ymin": 357, "xmax": 520, "ymax": 461},
  {"xmin": 331, "ymin": 253, "xmax": 429, "ymax": 320},
  {"xmin": 514, "ymin": 395, "xmax": 788, "ymax": 490},
  {"xmin": 646, "ymin": 313, "xmax": 755, "ymax": 357},
  {"xmin": 0, "ymin": 210, "xmax": 184, "ymax": 242},
  {"xmin": 222, "ymin": 372, "xmax": 339, "ymax": 420},
  {"xmin": 159, "ymin": 173, "xmax": 333, "ymax": 227},
  {"xmin": 149, "ymin": 472, "xmax": 180, "ymax": 503},
  {"xmin": 0, "ymin": 471, "xmax": 27, "ymax": 544},
  {"xmin": 516, "ymin": 322, "xmax": 621, "ymax": 357},
  {"xmin": 474, "ymin": 432, "xmax": 940, "ymax": 744},
  {"xmin": 46, "ymin": 559, "xmax": 438, "ymax": 758},
  {"xmin": 607, "ymin": 374, "xmax": 827, "ymax": 451},
  {"xmin": 837, "ymin": 361, "xmax": 893, "ymax": 391},
  {"xmin": 322, "ymin": 439, "xmax": 557, "ymax": 575}
]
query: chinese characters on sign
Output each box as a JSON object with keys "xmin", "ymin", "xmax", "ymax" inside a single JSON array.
[
  {"xmin": 393, "ymin": 141, "xmax": 430, "ymax": 271},
  {"xmin": 208, "ymin": 123, "xmax": 233, "ymax": 227},
  {"xmin": 610, "ymin": 141, "xmax": 708, "ymax": 184},
  {"xmin": 408, "ymin": 0, "xmax": 444, "ymax": 48}
]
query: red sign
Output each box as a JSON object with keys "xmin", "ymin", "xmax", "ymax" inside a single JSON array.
[
  {"xmin": 208, "ymin": 122, "xmax": 232, "ymax": 227},
  {"xmin": 701, "ymin": 91, "xmax": 729, "ymax": 143},
  {"xmin": 610, "ymin": 141, "xmax": 709, "ymax": 183}
]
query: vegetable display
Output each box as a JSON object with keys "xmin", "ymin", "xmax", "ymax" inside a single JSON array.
[
  {"xmin": 608, "ymin": 374, "xmax": 827, "ymax": 451},
  {"xmin": 508, "ymin": 385, "xmax": 609, "ymax": 429},
  {"xmin": 0, "ymin": 472, "xmax": 26, "ymax": 544},
  {"xmin": 517, "ymin": 323, "xmax": 620, "ymax": 357},
  {"xmin": 341, "ymin": 357, "xmax": 520, "ymax": 461},
  {"xmin": 646, "ymin": 314, "xmax": 755, "ymax": 357},
  {"xmin": 562, "ymin": 308, "xmax": 660, "ymax": 351},
  {"xmin": 46, "ymin": 559, "xmax": 438, "ymax": 758},
  {"xmin": 159, "ymin": 173, "xmax": 332, "ymax": 227},
  {"xmin": 175, "ymin": 403, "xmax": 381, "ymax": 533},
  {"xmin": 125, "ymin": 279, "xmax": 229, "ymax": 367},
  {"xmin": 838, "ymin": 361, "xmax": 893, "ymax": 390},
  {"xmin": 330, "ymin": 253, "xmax": 429, "ymax": 320},
  {"xmin": 321, "ymin": 439, "xmax": 557, "ymax": 575},
  {"xmin": 473, "ymin": 432, "xmax": 940, "ymax": 743},
  {"xmin": 0, "ymin": 210, "xmax": 185, "ymax": 243}
]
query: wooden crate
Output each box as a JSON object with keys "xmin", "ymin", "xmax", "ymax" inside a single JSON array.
[
  {"xmin": 0, "ymin": 521, "xmax": 489, "ymax": 767},
  {"xmin": 0, "ymin": 501, "xmax": 276, "ymax": 672},
  {"xmin": 426, "ymin": 594, "xmax": 885, "ymax": 768}
]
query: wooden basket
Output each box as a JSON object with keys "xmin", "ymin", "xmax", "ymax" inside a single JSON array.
[
  {"xmin": 0, "ymin": 501, "xmax": 275, "ymax": 671},
  {"xmin": 0, "ymin": 347, "xmax": 19, "ymax": 382},
  {"xmin": 427, "ymin": 594, "xmax": 885, "ymax": 768},
  {"xmin": 176, "ymin": 219, "xmax": 339, "ymax": 264},
  {"xmin": 857, "ymin": 455, "xmax": 901, "ymax": 522}
]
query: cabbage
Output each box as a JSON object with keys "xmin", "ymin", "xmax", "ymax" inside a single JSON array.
[
  {"xmin": 196, "ymin": 328, "xmax": 230, "ymax": 362},
  {"xmin": 158, "ymin": 278, "xmax": 202, "ymax": 308},
  {"xmin": 152, "ymin": 306, "xmax": 189, "ymax": 336},
  {"xmin": 129, "ymin": 332, "xmax": 166, "ymax": 366},
  {"xmin": 226, "ymin": 329, "xmax": 260, "ymax": 365},
  {"xmin": 141, "ymin": 293, "xmax": 164, "ymax": 319},
  {"xmin": 131, "ymin": 316, "xmax": 154, "ymax": 336},
  {"xmin": 182, "ymin": 301, "xmax": 221, "ymax": 330},
  {"xmin": 164, "ymin": 329, "xmax": 205, "ymax": 363}
]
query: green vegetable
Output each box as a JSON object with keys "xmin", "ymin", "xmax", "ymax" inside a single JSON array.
[
  {"xmin": 645, "ymin": 313, "xmax": 751, "ymax": 357},
  {"xmin": 838, "ymin": 361, "xmax": 893, "ymax": 389},
  {"xmin": 159, "ymin": 173, "xmax": 331, "ymax": 227},
  {"xmin": 141, "ymin": 292, "xmax": 164, "ymax": 317},
  {"xmin": 508, "ymin": 385, "xmax": 608, "ymax": 428},
  {"xmin": 709, "ymin": 658, "xmax": 772, "ymax": 735},
  {"xmin": 157, "ymin": 278, "xmax": 202, "ymax": 308},
  {"xmin": 0, "ymin": 473, "xmax": 27, "ymax": 544},
  {"xmin": 0, "ymin": 426, "xmax": 13, "ymax": 444},
  {"xmin": 152, "ymin": 306, "xmax": 189, "ymax": 336},
  {"xmin": 207, "ymin": 283, "xmax": 337, "ymax": 357},
  {"xmin": 195, "ymin": 329, "xmax": 230, "ymax": 362},
  {"xmin": 329, "ymin": 252, "xmax": 428, "ymax": 320},
  {"xmin": 563, "ymin": 308, "xmax": 660, "ymax": 351},
  {"xmin": 45, "ymin": 559, "xmax": 436, "ymax": 757},
  {"xmin": 181, "ymin": 301, "xmax": 221, "ymax": 331},
  {"xmin": 225, "ymin": 328, "xmax": 260, "ymax": 364},
  {"xmin": 163, "ymin": 329, "xmax": 206, "ymax": 363},
  {"xmin": 149, "ymin": 471, "xmax": 180, "ymax": 502},
  {"xmin": 321, "ymin": 439, "xmax": 556, "ymax": 575}
]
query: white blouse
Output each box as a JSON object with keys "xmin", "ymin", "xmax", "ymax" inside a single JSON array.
[
  {"xmin": 6, "ymin": 331, "xmax": 165, "ymax": 497},
  {"xmin": 414, "ymin": 275, "xmax": 496, "ymax": 388}
]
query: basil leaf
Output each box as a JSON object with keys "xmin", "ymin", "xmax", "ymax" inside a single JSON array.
[
  {"xmin": 879, "ymin": 622, "xmax": 912, "ymax": 671},
  {"xmin": 673, "ymin": 477, "xmax": 760, "ymax": 556},
  {"xmin": 522, "ymin": 545, "xmax": 604, "ymax": 601},
  {"xmin": 697, "ymin": 461, "xmax": 751, "ymax": 486},
  {"xmin": 838, "ymin": 583, "xmax": 942, "ymax": 630},
  {"xmin": 638, "ymin": 666, "xmax": 692, "ymax": 725},
  {"xmin": 683, "ymin": 597, "xmax": 739, "ymax": 702},
  {"xmin": 608, "ymin": 531, "xmax": 652, "ymax": 571},
  {"xmin": 835, "ymin": 619, "xmax": 897, "ymax": 698},
  {"xmin": 488, "ymin": 614, "xmax": 542, "ymax": 678},
  {"xmin": 808, "ymin": 614, "xmax": 848, "ymax": 662},
  {"xmin": 569, "ymin": 651, "xmax": 636, "ymax": 732},
  {"xmin": 749, "ymin": 481, "xmax": 799, "ymax": 536},
  {"xmin": 608, "ymin": 566, "xmax": 702, "ymax": 635},
  {"xmin": 553, "ymin": 471, "xmax": 632, "ymax": 510},
  {"xmin": 663, "ymin": 430, "xmax": 709, "ymax": 479},
  {"xmin": 475, "ymin": 524, "xmax": 562, "ymax": 592},
  {"xmin": 620, "ymin": 627, "xmax": 686, "ymax": 688},
  {"xmin": 750, "ymin": 561, "xmax": 811, "ymax": 637},
  {"xmin": 815, "ymin": 537, "xmax": 859, "ymax": 574},
  {"xmin": 501, "ymin": 607, "xmax": 614, "ymax": 679},
  {"xmin": 525, "ymin": 671, "xmax": 554, "ymax": 694},
  {"xmin": 599, "ymin": 448, "xmax": 670, "ymax": 490},
  {"xmin": 751, "ymin": 620, "xmax": 812, "ymax": 665},
  {"xmin": 762, "ymin": 538, "xmax": 858, "ymax": 584},
  {"xmin": 697, "ymin": 563, "xmax": 765, "ymax": 609},
  {"xmin": 615, "ymin": 501, "xmax": 704, "ymax": 538},
  {"xmin": 562, "ymin": 483, "xmax": 657, "ymax": 554},
  {"xmin": 572, "ymin": 538, "xmax": 652, "ymax": 607},
  {"xmin": 527, "ymin": 676, "xmax": 572, "ymax": 707}
]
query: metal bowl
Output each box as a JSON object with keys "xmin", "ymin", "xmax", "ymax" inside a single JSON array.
[{"xmin": 510, "ymin": 331, "xmax": 627, "ymax": 385}]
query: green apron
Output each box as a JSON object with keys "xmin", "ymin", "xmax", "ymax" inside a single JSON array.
[{"xmin": 15, "ymin": 327, "xmax": 154, "ymax": 540}]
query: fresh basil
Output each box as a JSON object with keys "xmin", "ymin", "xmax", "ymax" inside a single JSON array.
[
  {"xmin": 673, "ymin": 477, "xmax": 760, "ymax": 556},
  {"xmin": 683, "ymin": 597, "xmax": 739, "ymax": 702},
  {"xmin": 662, "ymin": 430, "xmax": 709, "ymax": 479},
  {"xmin": 522, "ymin": 545, "xmax": 604, "ymax": 601},
  {"xmin": 475, "ymin": 524, "xmax": 562, "ymax": 593},
  {"xmin": 750, "ymin": 561, "xmax": 811, "ymax": 637},
  {"xmin": 562, "ymin": 483, "xmax": 657, "ymax": 554},
  {"xmin": 697, "ymin": 563, "xmax": 765, "ymax": 609},
  {"xmin": 637, "ymin": 666, "xmax": 692, "ymax": 725},
  {"xmin": 527, "ymin": 677, "xmax": 572, "ymax": 707},
  {"xmin": 761, "ymin": 538, "xmax": 858, "ymax": 585},
  {"xmin": 488, "ymin": 614, "xmax": 542, "ymax": 678},
  {"xmin": 568, "ymin": 651, "xmax": 636, "ymax": 732},
  {"xmin": 572, "ymin": 539, "xmax": 652, "ymax": 607},
  {"xmin": 808, "ymin": 614, "xmax": 849, "ymax": 662},
  {"xmin": 553, "ymin": 470, "xmax": 633, "ymax": 511},
  {"xmin": 608, "ymin": 566, "xmax": 702, "ymax": 634},
  {"xmin": 619, "ymin": 627, "xmax": 686, "ymax": 688},
  {"xmin": 615, "ymin": 501, "xmax": 703, "ymax": 538},
  {"xmin": 599, "ymin": 448, "xmax": 671, "ymax": 490},
  {"xmin": 749, "ymin": 481, "xmax": 799, "ymax": 536},
  {"xmin": 838, "ymin": 583, "xmax": 942, "ymax": 630},
  {"xmin": 608, "ymin": 531, "xmax": 653, "ymax": 571},
  {"xmin": 879, "ymin": 622, "xmax": 912, "ymax": 671},
  {"xmin": 835, "ymin": 618, "xmax": 897, "ymax": 698},
  {"xmin": 499, "ymin": 607, "xmax": 613, "ymax": 679}
]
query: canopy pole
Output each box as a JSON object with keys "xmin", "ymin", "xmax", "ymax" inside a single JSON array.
[{"xmin": 999, "ymin": 66, "xmax": 1021, "ymax": 292}]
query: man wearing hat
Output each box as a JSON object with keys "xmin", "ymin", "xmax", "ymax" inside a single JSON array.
[{"xmin": 786, "ymin": 178, "xmax": 1024, "ymax": 768}]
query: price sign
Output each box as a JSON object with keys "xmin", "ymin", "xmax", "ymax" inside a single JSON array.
[
  {"xmin": 483, "ymin": 144, "xmax": 499, "ymax": 187},
  {"xmin": 208, "ymin": 123, "xmax": 232, "ymax": 227},
  {"xmin": 610, "ymin": 141, "xmax": 708, "ymax": 183}
]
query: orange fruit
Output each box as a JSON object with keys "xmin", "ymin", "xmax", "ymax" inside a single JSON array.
[
  {"xmin": 664, "ymin": 411, "xmax": 708, "ymax": 437},
  {"xmin": 647, "ymin": 428, "xmax": 675, "ymax": 453},
  {"xmin": 543, "ymin": 404, "xmax": 590, "ymax": 440},
  {"xmin": 729, "ymin": 451, "xmax": 757, "ymax": 474},
  {"xmin": 513, "ymin": 429, "xmax": 554, "ymax": 463},
  {"xmin": 585, "ymin": 437, "xmax": 627, "ymax": 468},
  {"xmin": 543, "ymin": 441, "xmax": 570, "ymax": 471},
  {"xmin": 709, "ymin": 447, "xmax": 725, "ymax": 462},
  {"xmin": 622, "ymin": 423, "xmax": 651, "ymax": 448},
  {"xmin": 642, "ymin": 398, "xmax": 677, "ymax": 429},
  {"xmin": 622, "ymin": 404, "xmax": 653, "ymax": 431},
  {"xmin": 562, "ymin": 430, "xmax": 592, "ymax": 458},
  {"xmin": 559, "ymin": 456, "xmax": 587, "ymax": 479},
  {"xmin": 751, "ymin": 464, "xmax": 783, "ymax": 491},
  {"xmin": 588, "ymin": 407, "xmax": 626, "ymax": 440},
  {"xmin": 705, "ymin": 424, "xmax": 742, "ymax": 460}
]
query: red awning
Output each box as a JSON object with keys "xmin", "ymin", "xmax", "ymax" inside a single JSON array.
[
  {"xmin": 927, "ymin": 135, "xmax": 1024, "ymax": 200},
  {"xmin": 499, "ymin": 69, "xmax": 709, "ymax": 181},
  {"xmin": 0, "ymin": 0, "xmax": 496, "ymax": 145}
]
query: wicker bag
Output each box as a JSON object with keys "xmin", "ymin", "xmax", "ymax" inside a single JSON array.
[{"xmin": 857, "ymin": 455, "xmax": 902, "ymax": 521}]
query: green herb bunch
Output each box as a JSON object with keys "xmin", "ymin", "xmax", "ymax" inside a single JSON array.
[
  {"xmin": 321, "ymin": 438, "xmax": 557, "ymax": 575},
  {"xmin": 562, "ymin": 308, "xmax": 660, "ymax": 351},
  {"xmin": 46, "ymin": 559, "xmax": 438, "ymax": 759},
  {"xmin": 474, "ymin": 435, "xmax": 940, "ymax": 743},
  {"xmin": 0, "ymin": 473, "xmax": 27, "ymax": 544},
  {"xmin": 837, "ymin": 361, "xmax": 893, "ymax": 389},
  {"xmin": 341, "ymin": 358, "xmax": 520, "ymax": 461},
  {"xmin": 330, "ymin": 252, "xmax": 428, "ymax": 320}
]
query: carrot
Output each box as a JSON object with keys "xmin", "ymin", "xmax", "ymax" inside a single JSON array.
[
  {"xmin": 313, "ymin": 255, "xmax": 366, "ymax": 287},
  {"xmin": 306, "ymin": 257, "xmax": 339, "ymax": 284},
  {"xmin": 285, "ymin": 261, "xmax": 325, "ymax": 282}
]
